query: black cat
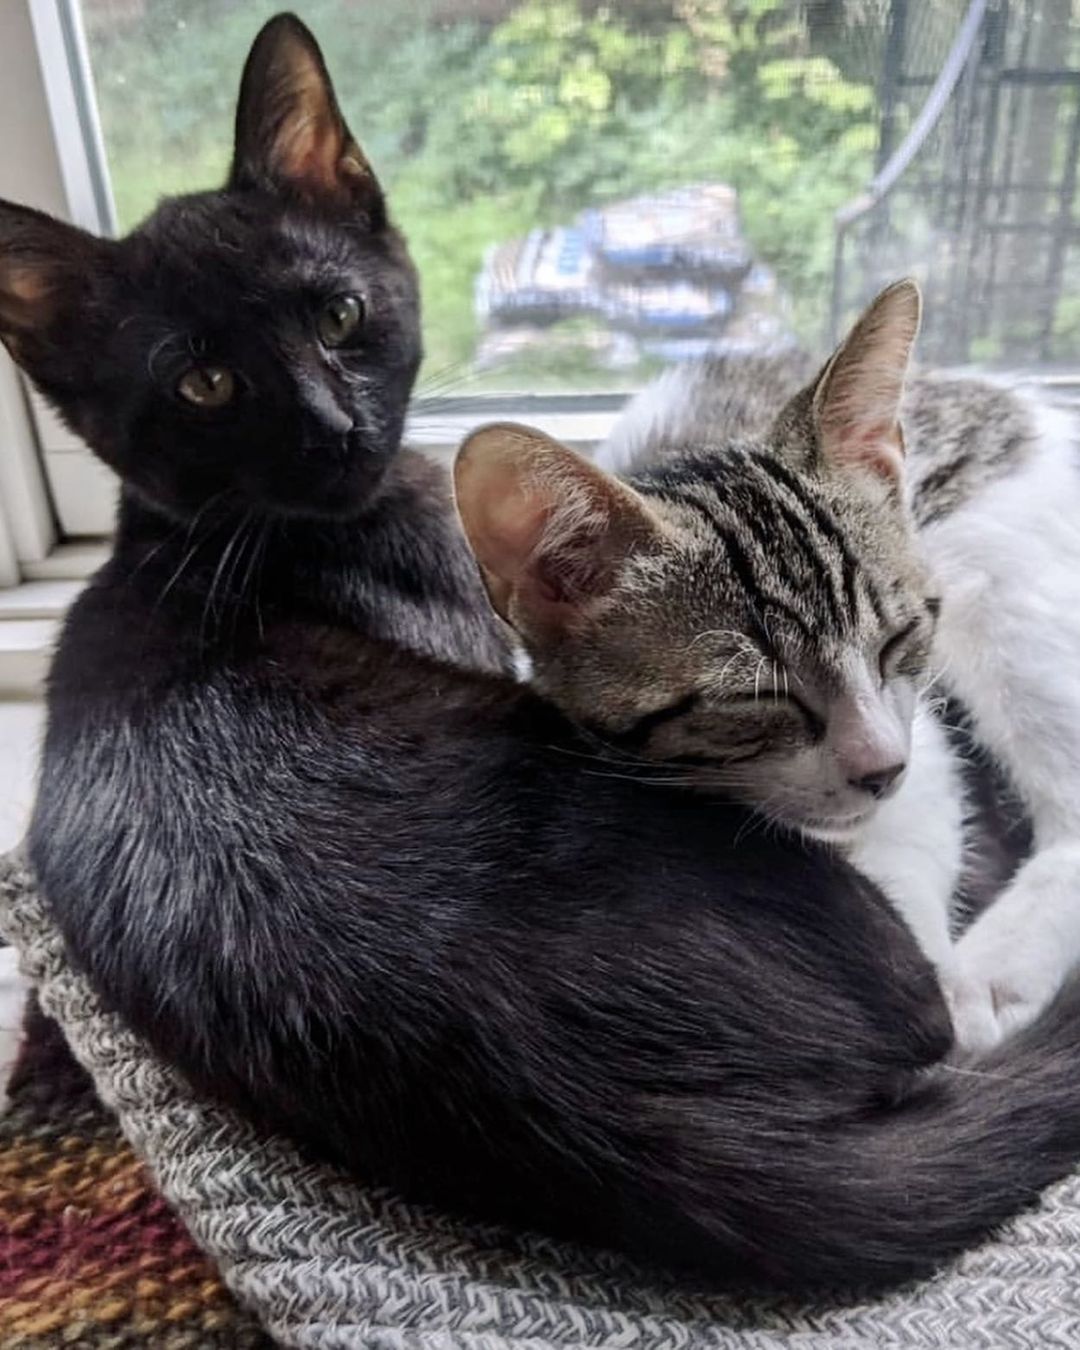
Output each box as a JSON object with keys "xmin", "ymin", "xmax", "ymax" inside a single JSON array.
[{"xmin": 5, "ymin": 14, "xmax": 1080, "ymax": 1292}]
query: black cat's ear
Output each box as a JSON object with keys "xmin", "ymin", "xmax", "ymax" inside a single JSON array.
[
  {"xmin": 810, "ymin": 279, "xmax": 921, "ymax": 484},
  {"xmin": 455, "ymin": 422, "xmax": 665, "ymax": 639},
  {"xmin": 0, "ymin": 199, "xmax": 109, "ymax": 356},
  {"xmin": 229, "ymin": 13, "xmax": 384, "ymax": 227}
]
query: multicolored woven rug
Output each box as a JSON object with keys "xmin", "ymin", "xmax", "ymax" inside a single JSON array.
[{"xmin": 0, "ymin": 993, "xmax": 271, "ymax": 1349}]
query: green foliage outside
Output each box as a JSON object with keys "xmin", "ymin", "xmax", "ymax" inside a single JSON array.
[{"xmin": 84, "ymin": 0, "xmax": 880, "ymax": 389}]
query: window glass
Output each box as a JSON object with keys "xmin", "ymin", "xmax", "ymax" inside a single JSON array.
[{"xmin": 78, "ymin": 0, "xmax": 1080, "ymax": 391}]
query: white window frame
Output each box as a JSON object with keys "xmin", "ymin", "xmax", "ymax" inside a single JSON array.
[{"xmin": 0, "ymin": 1, "xmax": 119, "ymax": 577}]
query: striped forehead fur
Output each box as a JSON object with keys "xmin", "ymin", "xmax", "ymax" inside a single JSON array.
[{"xmin": 627, "ymin": 445, "xmax": 900, "ymax": 645}]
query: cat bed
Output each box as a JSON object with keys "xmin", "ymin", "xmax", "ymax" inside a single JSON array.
[{"xmin": 4, "ymin": 851, "xmax": 1080, "ymax": 1349}]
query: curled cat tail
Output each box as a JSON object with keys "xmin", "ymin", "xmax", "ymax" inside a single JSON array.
[
  {"xmin": 829, "ymin": 979, "xmax": 1080, "ymax": 1285},
  {"xmin": 628, "ymin": 979, "xmax": 1080, "ymax": 1291}
]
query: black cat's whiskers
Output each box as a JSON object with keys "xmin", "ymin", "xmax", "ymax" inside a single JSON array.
[
  {"xmin": 126, "ymin": 518, "xmax": 191, "ymax": 588},
  {"xmin": 140, "ymin": 492, "xmax": 273, "ymax": 645},
  {"xmin": 401, "ymin": 362, "xmax": 486, "ymax": 452},
  {"xmin": 199, "ymin": 509, "xmax": 261, "ymax": 646},
  {"xmin": 151, "ymin": 492, "xmax": 236, "ymax": 613},
  {"xmin": 198, "ymin": 513, "xmax": 244, "ymax": 641},
  {"xmin": 235, "ymin": 514, "xmax": 272, "ymax": 641},
  {"xmin": 154, "ymin": 538, "xmax": 212, "ymax": 611},
  {"xmin": 412, "ymin": 377, "xmax": 473, "ymax": 403},
  {"xmin": 412, "ymin": 382, "xmax": 471, "ymax": 406},
  {"xmin": 413, "ymin": 359, "xmax": 476, "ymax": 402},
  {"xmin": 130, "ymin": 488, "xmax": 236, "ymax": 588},
  {"xmin": 226, "ymin": 513, "xmax": 265, "ymax": 635}
]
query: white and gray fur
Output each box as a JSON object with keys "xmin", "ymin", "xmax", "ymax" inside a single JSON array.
[{"xmin": 598, "ymin": 347, "xmax": 1080, "ymax": 1054}]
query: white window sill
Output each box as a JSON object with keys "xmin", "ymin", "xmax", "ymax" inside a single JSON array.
[
  {"xmin": 0, "ymin": 575, "xmax": 87, "ymax": 697},
  {"xmin": 0, "ymin": 619, "xmax": 57, "ymax": 698}
]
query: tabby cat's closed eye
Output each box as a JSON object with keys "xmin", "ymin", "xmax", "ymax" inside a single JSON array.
[
  {"xmin": 878, "ymin": 619, "xmax": 922, "ymax": 680},
  {"xmin": 318, "ymin": 293, "xmax": 364, "ymax": 347}
]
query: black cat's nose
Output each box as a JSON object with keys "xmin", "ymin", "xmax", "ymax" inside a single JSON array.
[
  {"xmin": 298, "ymin": 382, "xmax": 354, "ymax": 442},
  {"xmin": 849, "ymin": 763, "xmax": 906, "ymax": 800}
]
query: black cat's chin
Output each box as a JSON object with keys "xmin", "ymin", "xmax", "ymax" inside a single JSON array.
[
  {"xmin": 242, "ymin": 424, "xmax": 400, "ymax": 520},
  {"xmin": 111, "ymin": 415, "xmax": 409, "ymax": 525},
  {"xmin": 255, "ymin": 450, "xmax": 396, "ymax": 520},
  {"xmin": 121, "ymin": 448, "xmax": 397, "ymax": 527}
]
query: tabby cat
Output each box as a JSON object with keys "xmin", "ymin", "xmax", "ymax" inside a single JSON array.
[
  {"xmin": 454, "ymin": 280, "xmax": 1080, "ymax": 1054},
  {"xmin": 6, "ymin": 13, "xmax": 1080, "ymax": 1294}
]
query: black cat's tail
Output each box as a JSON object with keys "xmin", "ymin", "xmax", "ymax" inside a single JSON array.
[{"xmin": 638, "ymin": 981, "xmax": 1080, "ymax": 1291}]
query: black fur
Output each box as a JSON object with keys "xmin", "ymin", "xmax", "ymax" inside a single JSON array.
[{"xmin": 8, "ymin": 13, "xmax": 1080, "ymax": 1294}]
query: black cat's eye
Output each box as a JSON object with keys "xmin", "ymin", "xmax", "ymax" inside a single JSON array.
[
  {"xmin": 176, "ymin": 365, "xmax": 236, "ymax": 409},
  {"xmin": 317, "ymin": 293, "xmax": 364, "ymax": 347},
  {"xmin": 879, "ymin": 619, "xmax": 921, "ymax": 679}
]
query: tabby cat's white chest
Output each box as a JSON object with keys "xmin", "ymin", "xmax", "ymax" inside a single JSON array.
[{"xmin": 846, "ymin": 702, "xmax": 965, "ymax": 968}]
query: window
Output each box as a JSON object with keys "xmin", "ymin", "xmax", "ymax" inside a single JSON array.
[
  {"xmin": 3, "ymin": 0, "xmax": 1080, "ymax": 554},
  {"xmin": 82, "ymin": 0, "xmax": 882, "ymax": 395}
]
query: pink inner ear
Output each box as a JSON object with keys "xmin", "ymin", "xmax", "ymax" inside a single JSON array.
[
  {"xmin": 8, "ymin": 268, "xmax": 51, "ymax": 305},
  {"xmin": 0, "ymin": 262, "xmax": 62, "ymax": 332},
  {"xmin": 266, "ymin": 42, "xmax": 348, "ymax": 195},
  {"xmin": 478, "ymin": 487, "xmax": 552, "ymax": 584},
  {"xmin": 829, "ymin": 420, "xmax": 904, "ymax": 482},
  {"xmin": 280, "ymin": 119, "xmax": 342, "ymax": 194}
]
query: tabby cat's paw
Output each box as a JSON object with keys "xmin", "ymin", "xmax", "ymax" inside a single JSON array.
[
  {"xmin": 944, "ymin": 936, "xmax": 1066, "ymax": 1056},
  {"xmin": 945, "ymin": 972, "xmax": 1031, "ymax": 1053},
  {"xmin": 945, "ymin": 844, "xmax": 1080, "ymax": 1055}
]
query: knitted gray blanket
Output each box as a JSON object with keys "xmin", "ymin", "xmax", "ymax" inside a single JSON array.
[{"xmin": 3, "ymin": 853, "xmax": 1079, "ymax": 1349}]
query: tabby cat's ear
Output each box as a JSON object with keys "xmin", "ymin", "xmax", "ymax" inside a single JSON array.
[
  {"xmin": 229, "ymin": 13, "xmax": 385, "ymax": 227},
  {"xmin": 0, "ymin": 199, "xmax": 109, "ymax": 355},
  {"xmin": 811, "ymin": 278, "xmax": 921, "ymax": 484},
  {"xmin": 455, "ymin": 422, "xmax": 662, "ymax": 638}
]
